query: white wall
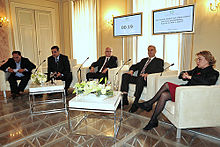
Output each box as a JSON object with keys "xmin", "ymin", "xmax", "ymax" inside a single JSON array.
[{"xmin": 193, "ymin": 0, "xmax": 220, "ymax": 70}]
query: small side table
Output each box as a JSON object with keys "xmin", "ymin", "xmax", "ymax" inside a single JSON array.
[{"xmin": 28, "ymin": 81, "xmax": 67, "ymax": 115}]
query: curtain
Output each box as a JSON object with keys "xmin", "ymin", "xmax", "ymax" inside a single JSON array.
[
  {"xmin": 179, "ymin": 0, "xmax": 195, "ymax": 71},
  {"xmin": 72, "ymin": 0, "xmax": 97, "ymax": 66}
]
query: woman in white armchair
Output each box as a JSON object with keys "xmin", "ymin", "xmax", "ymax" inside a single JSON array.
[{"xmin": 138, "ymin": 50, "xmax": 219, "ymax": 130}]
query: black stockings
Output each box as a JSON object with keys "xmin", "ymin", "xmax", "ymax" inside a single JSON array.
[{"xmin": 147, "ymin": 82, "xmax": 172, "ymax": 120}]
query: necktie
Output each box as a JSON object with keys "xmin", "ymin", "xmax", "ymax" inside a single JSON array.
[
  {"xmin": 101, "ymin": 57, "xmax": 109, "ymax": 72},
  {"xmin": 140, "ymin": 58, "xmax": 151, "ymax": 74},
  {"xmin": 55, "ymin": 58, "xmax": 59, "ymax": 63},
  {"xmin": 55, "ymin": 58, "xmax": 59, "ymax": 70}
]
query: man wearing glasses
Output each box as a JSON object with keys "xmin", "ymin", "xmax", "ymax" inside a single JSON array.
[
  {"xmin": 0, "ymin": 51, "xmax": 36, "ymax": 99},
  {"xmin": 86, "ymin": 47, "xmax": 118, "ymax": 83},
  {"xmin": 47, "ymin": 46, "xmax": 72, "ymax": 95}
]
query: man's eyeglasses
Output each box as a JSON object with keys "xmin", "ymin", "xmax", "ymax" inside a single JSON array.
[{"xmin": 105, "ymin": 51, "xmax": 112, "ymax": 52}]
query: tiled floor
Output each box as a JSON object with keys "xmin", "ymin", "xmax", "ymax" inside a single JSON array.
[{"xmin": 0, "ymin": 90, "xmax": 220, "ymax": 147}]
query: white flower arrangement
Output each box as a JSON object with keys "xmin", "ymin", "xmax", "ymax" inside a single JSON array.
[
  {"xmin": 73, "ymin": 78, "xmax": 113, "ymax": 97},
  {"xmin": 31, "ymin": 71, "xmax": 47, "ymax": 85}
]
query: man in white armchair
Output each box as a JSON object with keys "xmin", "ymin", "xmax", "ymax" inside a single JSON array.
[
  {"xmin": 120, "ymin": 45, "xmax": 164, "ymax": 113},
  {"xmin": 0, "ymin": 51, "xmax": 36, "ymax": 99},
  {"xmin": 86, "ymin": 47, "xmax": 118, "ymax": 83}
]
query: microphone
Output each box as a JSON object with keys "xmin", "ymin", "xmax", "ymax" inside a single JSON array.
[
  {"xmin": 77, "ymin": 57, "xmax": 89, "ymax": 72},
  {"xmin": 77, "ymin": 57, "xmax": 89, "ymax": 83},
  {"xmin": 113, "ymin": 59, "xmax": 131, "ymax": 91},
  {"xmin": 160, "ymin": 63, "xmax": 174, "ymax": 76},
  {"xmin": 115, "ymin": 59, "xmax": 131, "ymax": 75},
  {"xmin": 34, "ymin": 59, "xmax": 46, "ymax": 74}
]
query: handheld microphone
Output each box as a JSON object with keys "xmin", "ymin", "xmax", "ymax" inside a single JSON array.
[
  {"xmin": 115, "ymin": 59, "xmax": 131, "ymax": 75},
  {"xmin": 160, "ymin": 63, "xmax": 174, "ymax": 76},
  {"xmin": 77, "ymin": 57, "xmax": 89, "ymax": 83},
  {"xmin": 34, "ymin": 59, "xmax": 46, "ymax": 74}
]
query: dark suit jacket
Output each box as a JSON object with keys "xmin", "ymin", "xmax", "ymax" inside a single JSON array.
[
  {"xmin": 129, "ymin": 57, "xmax": 164, "ymax": 76},
  {"xmin": 90, "ymin": 56, "xmax": 118, "ymax": 72},
  {"xmin": 179, "ymin": 66, "xmax": 219, "ymax": 86},
  {"xmin": 0, "ymin": 57, "xmax": 36, "ymax": 76},
  {"xmin": 47, "ymin": 54, "xmax": 71, "ymax": 76}
]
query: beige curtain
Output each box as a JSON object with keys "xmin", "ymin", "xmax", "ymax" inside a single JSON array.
[
  {"xmin": 72, "ymin": 0, "xmax": 97, "ymax": 66},
  {"xmin": 179, "ymin": 0, "xmax": 195, "ymax": 71}
]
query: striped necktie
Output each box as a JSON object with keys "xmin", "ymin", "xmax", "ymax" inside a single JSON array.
[
  {"xmin": 100, "ymin": 57, "xmax": 109, "ymax": 72},
  {"xmin": 140, "ymin": 58, "xmax": 151, "ymax": 74}
]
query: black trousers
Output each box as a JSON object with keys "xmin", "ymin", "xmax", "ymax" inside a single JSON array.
[
  {"xmin": 8, "ymin": 74, "xmax": 31, "ymax": 94},
  {"xmin": 120, "ymin": 73, "xmax": 147, "ymax": 103},
  {"xmin": 56, "ymin": 72, "xmax": 73, "ymax": 90},
  {"xmin": 86, "ymin": 72, "xmax": 108, "ymax": 83}
]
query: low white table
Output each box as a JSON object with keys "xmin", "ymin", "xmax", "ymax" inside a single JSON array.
[
  {"xmin": 29, "ymin": 81, "xmax": 67, "ymax": 115},
  {"xmin": 68, "ymin": 91, "xmax": 123, "ymax": 138}
]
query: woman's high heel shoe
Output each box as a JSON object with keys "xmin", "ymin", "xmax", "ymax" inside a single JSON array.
[{"xmin": 143, "ymin": 119, "xmax": 158, "ymax": 130}]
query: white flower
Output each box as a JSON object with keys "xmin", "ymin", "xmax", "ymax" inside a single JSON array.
[
  {"xmin": 31, "ymin": 71, "xmax": 47, "ymax": 85},
  {"xmin": 106, "ymin": 85, "xmax": 111, "ymax": 90},
  {"xmin": 73, "ymin": 80, "xmax": 113, "ymax": 96},
  {"xmin": 98, "ymin": 84, "xmax": 105, "ymax": 89},
  {"xmin": 101, "ymin": 89, "xmax": 106, "ymax": 95}
]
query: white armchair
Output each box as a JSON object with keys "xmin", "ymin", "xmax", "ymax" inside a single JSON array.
[
  {"xmin": 0, "ymin": 70, "xmax": 34, "ymax": 98},
  {"xmin": 110, "ymin": 62, "xmax": 178, "ymax": 101},
  {"xmin": 155, "ymin": 74, "xmax": 220, "ymax": 138}
]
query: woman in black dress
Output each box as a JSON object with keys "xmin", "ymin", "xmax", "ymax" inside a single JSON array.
[{"xmin": 138, "ymin": 50, "xmax": 219, "ymax": 130}]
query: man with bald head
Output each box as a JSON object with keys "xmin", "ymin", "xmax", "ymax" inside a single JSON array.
[
  {"xmin": 120, "ymin": 45, "xmax": 164, "ymax": 113},
  {"xmin": 86, "ymin": 47, "xmax": 118, "ymax": 83}
]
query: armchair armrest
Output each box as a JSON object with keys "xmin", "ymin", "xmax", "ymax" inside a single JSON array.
[
  {"xmin": 174, "ymin": 86, "xmax": 220, "ymax": 128},
  {"xmin": 71, "ymin": 64, "xmax": 82, "ymax": 85},
  {"xmin": 0, "ymin": 70, "xmax": 7, "ymax": 91},
  {"xmin": 155, "ymin": 75, "xmax": 187, "ymax": 92},
  {"xmin": 81, "ymin": 67, "xmax": 90, "ymax": 82},
  {"xmin": 108, "ymin": 67, "xmax": 120, "ymax": 88}
]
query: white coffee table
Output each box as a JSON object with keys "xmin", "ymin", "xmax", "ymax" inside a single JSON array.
[
  {"xmin": 29, "ymin": 81, "xmax": 67, "ymax": 115},
  {"xmin": 68, "ymin": 91, "xmax": 123, "ymax": 138}
]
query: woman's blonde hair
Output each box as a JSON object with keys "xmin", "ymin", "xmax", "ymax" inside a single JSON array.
[{"xmin": 196, "ymin": 50, "xmax": 216, "ymax": 66}]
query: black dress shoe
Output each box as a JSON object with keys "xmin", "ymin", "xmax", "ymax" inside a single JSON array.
[
  {"xmin": 129, "ymin": 103, "xmax": 138, "ymax": 113},
  {"xmin": 11, "ymin": 93, "xmax": 17, "ymax": 99},
  {"xmin": 11, "ymin": 93, "xmax": 21, "ymax": 99},
  {"xmin": 123, "ymin": 99, "xmax": 129, "ymax": 106},
  {"xmin": 143, "ymin": 119, "xmax": 158, "ymax": 130},
  {"xmin": 137, "ymin": 102, "xmax": 152, "ymax": 112}
]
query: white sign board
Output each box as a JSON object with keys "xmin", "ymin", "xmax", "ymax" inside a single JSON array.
[
  {"xmin": 113, "ymin": 13, "xmax": 142, "ymax": 37},
  {"xmin": 153, "ymin": 5, "xmax": 195, "ymax": 34}
]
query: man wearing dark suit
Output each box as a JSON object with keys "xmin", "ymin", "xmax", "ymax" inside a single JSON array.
[
  {"xmin": 86, "ymin": 47, "xmax": 118, "ymax": 83},
  {"xmin": 47, "ymin": 46, "xmax": 72, "ymax": 94},
  {"xmin": 0, "ymin": 51, "xmax": 36, "ymax": 99},
  {"xmin": 120, "ymin": 45, "xmax": 164, "ymax": 113}
]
